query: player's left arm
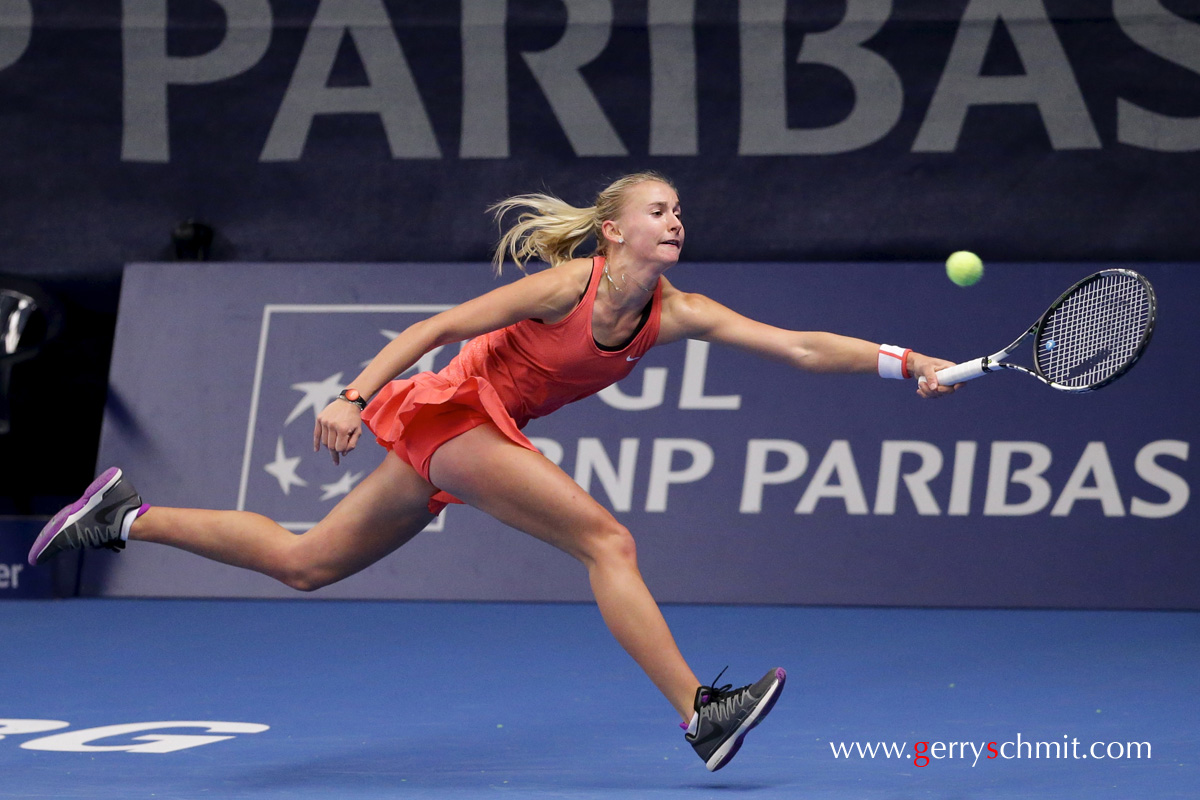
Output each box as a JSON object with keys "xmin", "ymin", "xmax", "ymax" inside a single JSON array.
[{"xmin": 657, "ymin": 282, "xmax": 956, "ymax": 396}]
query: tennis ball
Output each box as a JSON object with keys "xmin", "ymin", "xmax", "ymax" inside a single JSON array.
[{"xmin": 946, "ymin": 251, "xmax": 983, "ymax": 287}]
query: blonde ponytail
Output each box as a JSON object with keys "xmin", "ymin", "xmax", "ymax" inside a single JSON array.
[
  {"xmin": 489, "ymin": 193, "xmax": 595, "ymax": 274},
  {"xmin": 489, "ymin": 171, "xmax": 676, "ymax": 275}
]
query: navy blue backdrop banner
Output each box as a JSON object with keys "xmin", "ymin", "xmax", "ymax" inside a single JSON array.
[
  {"xmin": 0, "ymin": 518, "xmax": 55, "ymax": 598},
  {"xmin": 1, "ymin": 1, "xmax": 1199, "ymax": 282},
  {"xmin": 85, "ymin": 261, "xmax": 1195, "ymax": 608}
]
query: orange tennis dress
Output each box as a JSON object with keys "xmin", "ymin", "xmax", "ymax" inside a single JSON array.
[{"xmin": 361, "ymin": 257, "xmax": 662, "ymax": 514}]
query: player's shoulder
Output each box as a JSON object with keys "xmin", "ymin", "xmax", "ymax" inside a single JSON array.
[
  {"xmin": 659, "ymin": 278, "xmax": 722, "ymax": 342},
  {"xmin": 512, "ymin": 257, "xmax": 588, "ymax": 290},
  {"xmin": 510, "ymin": 257, "xmax": 594, "ymax": 318},
  {"xmin": 661, "ymin": 277, "xmax": 718, "ymax": 315}
]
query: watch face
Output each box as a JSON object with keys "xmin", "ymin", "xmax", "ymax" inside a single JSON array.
[{"xmin": 344, "ymin": 388, "xmax": 360, "ymax": 402}]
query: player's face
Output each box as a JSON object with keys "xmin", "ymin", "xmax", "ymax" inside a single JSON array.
[{"xmin": 615, "ymin": 181, "xmax": 684, "ymax": 265}]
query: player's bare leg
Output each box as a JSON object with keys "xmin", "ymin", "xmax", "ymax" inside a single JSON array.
[
  {"xmin": 36, "ymin": 452, "xmax": 438, "ymax": 590},
  {"xmin": 431, "ymin": 423, "xmax": 788, "ymax": 771}
]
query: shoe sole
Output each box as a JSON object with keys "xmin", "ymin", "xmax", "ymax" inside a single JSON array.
[
  {"xmin": 28, "ymin": 467, "xmax": 123, "ymax": 566},
  {"xmin": 706, "ymin": 667, "xmax": 787, "ymax": 772}
]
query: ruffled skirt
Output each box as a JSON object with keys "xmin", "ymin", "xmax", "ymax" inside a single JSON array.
[{"xmin": 361, "ymin": 373, "xmax": 537, "ymax": 514}]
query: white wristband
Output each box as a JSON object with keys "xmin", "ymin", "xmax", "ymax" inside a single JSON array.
[{"xmin": 878, "ymin": 344, "xmax": 912, "ymax": 380}]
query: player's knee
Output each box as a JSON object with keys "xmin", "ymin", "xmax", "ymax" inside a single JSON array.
[
  {"xmin": 584, "ymin": 520, "xmax": 638, "ymax": 570},
  {"xmin": 278, "ymin": 547, "xmax": 338, "ymax": 592},
  {"xmin": 283, "ymin": 569, "xmax": 330, "ymax": 593},
  {"xmin": 280, "ymin": 564, "xmax": 329, "ymax": 592}
]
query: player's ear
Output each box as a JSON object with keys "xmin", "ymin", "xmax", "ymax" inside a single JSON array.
[{"xmin": 600, "ymin": 220, "xmax": 623, "ymax": 245}]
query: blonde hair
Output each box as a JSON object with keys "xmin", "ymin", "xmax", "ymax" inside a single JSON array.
[{"xmin": 489, "ymin": 171, "xmax": 676, "ymax": 274}]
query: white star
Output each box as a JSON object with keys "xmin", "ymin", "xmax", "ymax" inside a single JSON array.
[
  {"xmin": 359, "ymin": 330, "xmax": 401, "ymax": 368},
  {"xmin": 263, "ymin": 437, "xmax": 308, "ymax": 495},
  {"xmin": 319, "ymin": 470, "xmax": 365, "ymax": 501},
  {"xmin": 284, "ymin": 372, "xmax": 345, "ymax": 426}
]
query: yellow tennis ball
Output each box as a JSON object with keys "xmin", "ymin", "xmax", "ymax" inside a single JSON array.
[{"xmin": 946, "ymin": 251, "xmax": 983, "ymax": 287}]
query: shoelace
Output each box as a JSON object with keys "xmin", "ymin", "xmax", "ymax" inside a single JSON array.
[
  {"xmin": 700, "ymin": 666, "xmax": 731, "ymax": 701},
  {"xmin": 697, "ymin": 667, "xmax": 755, "ymax": 720}
]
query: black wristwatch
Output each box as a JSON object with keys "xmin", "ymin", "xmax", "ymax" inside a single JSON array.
[{"xmin": 337, "ymin": 388, "xmax": 367, "ymax": 411}]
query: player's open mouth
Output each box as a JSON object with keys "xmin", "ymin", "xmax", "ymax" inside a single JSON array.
[{"xmin": 661, "ymin": 239, "xmax": 681, "ymax": 248}]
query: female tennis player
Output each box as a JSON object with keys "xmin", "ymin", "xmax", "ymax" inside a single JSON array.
[{"xmin": 31, "ymin": 172, "xmax": 957, "ymax": 771}]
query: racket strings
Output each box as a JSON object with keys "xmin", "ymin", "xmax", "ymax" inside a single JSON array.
[{"xmin": 1036, "ymin": 273, "xmax": 1152, "ymax": 387}]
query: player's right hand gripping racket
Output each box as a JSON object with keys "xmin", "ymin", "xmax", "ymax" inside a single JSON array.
[{"xmin": 930, "ymin": 269, "xmax": 1157, "ymax": 393}]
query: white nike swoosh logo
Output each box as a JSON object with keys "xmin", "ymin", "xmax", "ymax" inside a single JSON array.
[{"xmin": 626, "ymin": 355, "xmax": 641, "ymax": 362}]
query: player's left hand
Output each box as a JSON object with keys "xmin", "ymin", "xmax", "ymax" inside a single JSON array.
[
  {"xmin": 314, "ymin": 399, "xmax": 363, "ymax": 465},
  {"xmin": 910, "ymin": 353, "xmax": 960, "ymax": 399}
]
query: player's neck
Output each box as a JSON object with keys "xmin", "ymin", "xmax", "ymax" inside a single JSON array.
[{"xmin": 601, "ymin": 256, "xmax": 657, "ymax": 309}]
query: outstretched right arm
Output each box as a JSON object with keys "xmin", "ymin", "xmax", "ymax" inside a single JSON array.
[{"xmin": 313, "ymin": 260, "xmax": 590, "ymax": 463}]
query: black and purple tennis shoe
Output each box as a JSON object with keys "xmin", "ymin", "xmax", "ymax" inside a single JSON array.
[
  {"xmin": 685, "ymin": 666, "xmax": 787, "ymax": 771},
  {"xmin": 28, "ymin": 467, "xmax": 147, "ymax": 566}
]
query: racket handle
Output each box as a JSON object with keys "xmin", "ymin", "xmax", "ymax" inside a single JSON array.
[
  {"xmin": 934, "ymin": 358, "xmax": 989, "ymax": 385},
  {"xmin": 917, "ymin": 358, "xmax": 990, "ymax": 387}
]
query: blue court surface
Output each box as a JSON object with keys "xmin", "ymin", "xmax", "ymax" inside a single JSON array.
[{"xmin": 2, "ymin": 599, "xmax": 1196, "ymax": 799}]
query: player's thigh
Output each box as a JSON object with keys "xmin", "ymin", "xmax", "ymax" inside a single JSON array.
[
  {"xmin": 296, "ymin": 450, "xmax": 438, "ymax": 578},
  {"xmin": 429, "ymin": 423, "xmax": 624, "ymax": 562}
]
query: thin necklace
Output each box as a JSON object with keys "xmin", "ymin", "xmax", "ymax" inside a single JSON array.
[{"xmin": 603, "ymin": 262, "xmax": 655, "ymax": 294}]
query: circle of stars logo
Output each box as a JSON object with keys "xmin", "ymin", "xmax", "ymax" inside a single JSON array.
[{"xmin": 262, "ymin": 371, "xmax": 364, "ymax": 500}]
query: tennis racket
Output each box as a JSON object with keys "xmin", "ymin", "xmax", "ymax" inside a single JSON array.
[{"xmin": 927, "ymin": 269, "xmax": 1157, "ymax": 393}]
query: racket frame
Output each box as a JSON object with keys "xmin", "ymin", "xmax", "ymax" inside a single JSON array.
[{"xmin": 933, "ymin": 269, "xmax": 1157, "ymax": 393}]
